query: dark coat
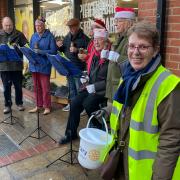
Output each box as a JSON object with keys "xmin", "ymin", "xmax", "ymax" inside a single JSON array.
[
  {"xmin": 59, "ymin": 29, "xmax": 90, "ymax": 71},
  {"xmin": 0, "ymin": 29, "xmax": 28, "ymax": 71},
  {"xmin": 106, "ymin": 33, "xmax": 128, "ymax": 102},
  {"xmin": 88, "ymin": 55, "xmax": 109, "ymax": 96}
]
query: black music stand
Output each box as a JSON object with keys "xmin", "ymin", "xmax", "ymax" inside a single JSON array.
[
  {"xmin": 46, "ymin": 54, "xmax": 83, "ymax": 167},
  {"xmin": 18, "ymin": 47, "xmax": 56, "ymax": 145},
  {"xmin": 0, "ymin": 44, "xmax": 24, "ymax": 128},
  {"xmin": 1, "ymin": 103, "xmax": 24, "ymax": 128}
]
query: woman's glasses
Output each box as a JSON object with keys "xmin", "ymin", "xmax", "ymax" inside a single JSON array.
[{"xmin": 128, "ymin": 44, "xmax": 152, "ymax": 52}]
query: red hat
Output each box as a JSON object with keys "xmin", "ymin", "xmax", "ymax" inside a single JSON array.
[
  {"xmin": 92, "ymin": 18, "xmax": 106, "ymax": 29},
  {"xmin": 114, "ymin": 7, "xmax": 135, "ymax": 20}
]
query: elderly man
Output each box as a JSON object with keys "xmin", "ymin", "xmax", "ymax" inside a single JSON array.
[
  {"xmin": 58, "ymin": 18, "xmax": 90, "ymax": 111},
  {"xmin": 101, "ymin": 7, "xmax": 136, "ymax": 104},
  {"xmin": 59, "ymin": 28, "xmax": 110, "ymax": 144},
  {"xmin": 0, "ymin": 17, "xmax": 28, "ymax": 114}
]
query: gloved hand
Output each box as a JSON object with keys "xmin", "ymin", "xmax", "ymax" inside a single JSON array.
[
  {"xmin": 108, "ymin": 51, "xmax": 120, "ymax": 62},
  {"xmin": 100, "ymin": 49, "xmax": 109, "ymax": 59},
  {"xmin": 86, "ymin": 84, "xmax": 95, "ymax": 93}
]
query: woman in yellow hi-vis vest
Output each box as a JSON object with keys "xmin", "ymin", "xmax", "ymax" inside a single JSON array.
[{"xmin": 106, "ymin": 21, "xmax": 180, "ymax": 180}]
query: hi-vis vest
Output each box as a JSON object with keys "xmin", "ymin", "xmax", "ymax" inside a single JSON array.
[{"xmin": 109, "ymin": 65, "xmax": 180, "ymax": 180}]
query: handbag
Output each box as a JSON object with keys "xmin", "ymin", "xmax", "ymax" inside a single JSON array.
[
  {"xmin": 100, "ymin": 107, "xmax": 130, "ymax": 180},
  {"xmin": 100, "ymin": 147, "xmax": 121, "ymax": 180}
]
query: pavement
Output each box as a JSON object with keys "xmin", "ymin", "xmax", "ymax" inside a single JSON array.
[{"xmin": 0, "ymin": 88, "xmax": 102, "ymax": 180}]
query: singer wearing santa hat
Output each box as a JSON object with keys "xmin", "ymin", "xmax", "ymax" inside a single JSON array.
[
  {"xmin": 101, "ymin": 7, "xmax": 136, "ymax": 104},
  {"xmin": 59, "ymin": 28, "xmax": 111, "ymax": 144},
  {"xmin": 78, "ymin": 18, "xmax": 107, "ymax": 62}
]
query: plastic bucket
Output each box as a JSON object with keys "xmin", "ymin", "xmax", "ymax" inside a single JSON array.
[{"xmin": 78, "ymin": 114, "xmax": 112, "ymax": 169}]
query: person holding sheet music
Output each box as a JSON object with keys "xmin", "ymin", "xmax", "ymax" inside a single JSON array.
[
  {"xmin": 28, "ymin": 16, "xmax": 57, "ymax": 115},
  {"xmin": 59, "ymin": 28, "xmax": 110, "ymax": 144},
  {"xmin": 0, "ymin": 17, "xmax": 28, "ymax": 114}
]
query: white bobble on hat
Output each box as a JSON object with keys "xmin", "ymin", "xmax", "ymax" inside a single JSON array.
[{"xmin": 93, "ymin": 28, "xmax": 108, "ymax": 39}]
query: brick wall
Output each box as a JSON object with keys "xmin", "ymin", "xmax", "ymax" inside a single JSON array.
[
  {"xmin": 138, "ymin": 0, "xmax": 180, "ymax": 76},
  {"xmin": 0, "ymin": 0, "xmax": 8, "ymax": 28},
  {"xmin": 138, "ymin": 0, "xmax": 157, "ymax": 23},
  {"xmin": 165, "ymin": 0, "xmax": 180, "ymax": 76}
]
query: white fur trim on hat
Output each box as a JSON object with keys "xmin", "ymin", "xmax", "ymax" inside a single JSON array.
[
  {"xmin": 93, "ymin": 28, "xmax": 108, "ymax": 39},
  {"xmin": 114, "ymin": 11, "xmax": 135, "ymax": 20}
]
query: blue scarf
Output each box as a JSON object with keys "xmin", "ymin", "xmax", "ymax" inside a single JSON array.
[{"xmin": 114, "ymin": 56, "xmax": 157, "ymax": 107}]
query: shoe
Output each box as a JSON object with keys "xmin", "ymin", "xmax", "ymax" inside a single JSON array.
[
  {"xmin": 3, "ymin": 106, "xmax": 10, "ymax": 114},
  {"xmin": 59, "ymin": 135, "xmax": 78, "ymax": 145},
  {"xmin": 17, "ymin": 105, "xmax": 25, "ymax": 111},
  {"xmin": 43, "ymin": 108, "xmax": 51, "ymax": 115},
  {"xmin": 28, "ymin": 107, "xmax": 38, "ymax": 113},
  {"xmin": 62, "ymin": 104, "xmax": 70, "ymax": 112}
]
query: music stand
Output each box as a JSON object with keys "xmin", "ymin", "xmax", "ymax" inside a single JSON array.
[
  {"xmin": 0, "ymin": 44, "xmax": 24, "ymax": 128},
  {"xmin": 18, "ymin": 47, "xmax": 56, "ymax": 145},
  {"xmin": 1, "ymin": 102, "xmax": 24, "ymax": 128},
  {"xmin": 46, "ymin": 54, "xmax": 83, "ymax": 167}
]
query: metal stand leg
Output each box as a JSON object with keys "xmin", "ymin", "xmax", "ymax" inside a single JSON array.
[
  {"xmin": 1, "ymin": 107, "xmax": 24, "ymax": 128},
  {"xmin": 46, "ymin": 76, "xmax": 88, "ymax": 176},
  {"xmin": 19, "ymin": 109, "xmax": 56, "ymax": 145}
]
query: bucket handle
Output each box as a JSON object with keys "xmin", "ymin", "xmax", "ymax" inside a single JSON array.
[{"xmin": 86, "ymin": 113, "xmax": 109, "ymax": 145}]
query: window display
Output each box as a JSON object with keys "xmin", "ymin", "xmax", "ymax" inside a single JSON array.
[
  {"xmin": 40, "ymin": 0, "xmax": 73, "ymax": 36},
  {"xmin": 14, "ymin": 0, "xmax": 34, "ymax": 41}
]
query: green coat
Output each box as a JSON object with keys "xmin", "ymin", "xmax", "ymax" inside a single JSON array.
[{"xmin": 105, "ymin": 34, "xmax": 128, "ymax": 102}]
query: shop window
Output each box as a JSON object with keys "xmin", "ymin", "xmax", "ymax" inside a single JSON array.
[
  {"xmin": 14, "ymin": 0, "xmax": 34, "ymax": 41},
  {"xmin": 39, "ymin": 0, "xmax": 73, "ymax": 37},
  {"xmin": 80, "ymin": 0, "xmax": 138, "ymax": 36}
]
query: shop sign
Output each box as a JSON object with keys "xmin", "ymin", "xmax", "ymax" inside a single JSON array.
[{"xmin": 80, "ymin": 0, "xmax": 117, "ymax": 34}]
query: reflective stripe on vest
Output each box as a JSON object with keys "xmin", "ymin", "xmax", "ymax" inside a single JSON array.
[
  {"xmin": 128, "ymin": 147, "xmax": 156, "ymax": 160},
  {"xmin": 130, "ymin": 71, "xmax": 171, "ymax": 134}
]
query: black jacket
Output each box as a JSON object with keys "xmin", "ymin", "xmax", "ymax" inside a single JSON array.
[
  {"xmin": 59, "ymin": 29, "xmax": 90, "ymax": 71},
  {"xmin": 88, "ymin": 55, "xmax": 109, "ymax": 96},
  {"xmin": 0, "ymin": 29, "xmax": 28, "ymax": 71}
]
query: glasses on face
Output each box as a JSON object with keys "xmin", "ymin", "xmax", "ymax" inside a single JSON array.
[
  {"xmin": 127, "ymin": 44, "xmax": 153, "ymax": 52},
  {"xmin": 114, "ymin": 18, "xmax": 126, "ymax": 24}
]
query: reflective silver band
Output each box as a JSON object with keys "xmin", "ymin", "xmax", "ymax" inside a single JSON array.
[
  {"xmin": 111, "ymin": 106, "xmax": 119, "ymax": 116},
  {"xmin": 129, "ymin": 147, "xmax": 156, "ymax": 160},
  {"xmin": 130, "ymin": 71, "xmax": 171, "ymax": 133}
]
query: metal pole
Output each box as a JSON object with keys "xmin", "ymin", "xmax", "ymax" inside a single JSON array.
[{"xmin": 156, "ymin": 0, "xmax": 166, "ymax": 64}]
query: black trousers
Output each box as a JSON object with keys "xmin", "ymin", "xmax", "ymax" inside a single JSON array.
[
  {"xmin": 65, "ymin": 90, "xmax": 107, "ymax": 137},
  {"xmin": 1, "ymin": 71, "xmax": 23, "ymax": 107}
]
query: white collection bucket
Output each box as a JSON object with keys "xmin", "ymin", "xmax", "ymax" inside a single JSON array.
[{"xmin": 78, "ymin": 114, "xmax": 112, "ymax": 169}]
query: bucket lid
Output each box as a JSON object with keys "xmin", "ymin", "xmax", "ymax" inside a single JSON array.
[{"xmin": 79, "ymin": 128, "xmax": 112, "ymax": 146}]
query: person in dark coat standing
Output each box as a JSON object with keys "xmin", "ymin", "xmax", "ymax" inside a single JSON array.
[
  {"xmin": 58, "ymin": 18, "xmax": 90, "ymax": 112},
  {"xmin": 0, "ymin": 17, "xmax": 28, "ymax": 114},
  {"xmin": 59, "ymin": 28, "xmax": 110, "ymax": 144}
]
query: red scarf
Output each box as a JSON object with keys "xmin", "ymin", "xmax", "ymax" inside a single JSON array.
[{"xmin": 87, "ymin": 41, "xmax": 111, "ymax": 74}]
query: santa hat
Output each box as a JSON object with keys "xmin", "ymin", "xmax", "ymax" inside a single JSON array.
[
  {"xmin": 93, "ymin": 28, "xmax": 108, "ymax": 39},
  {"xmin": 114, "ymin": 7, "xmax": 135, "ymax": 20},
  {"xmin": 92, "ymin": 18, "xmax": 106, "ymax": 29}
]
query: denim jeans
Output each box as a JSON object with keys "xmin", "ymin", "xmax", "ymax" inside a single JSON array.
[{"xmin": 1, "ymin": 71, "xmax": 23, "ymax": 107}]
